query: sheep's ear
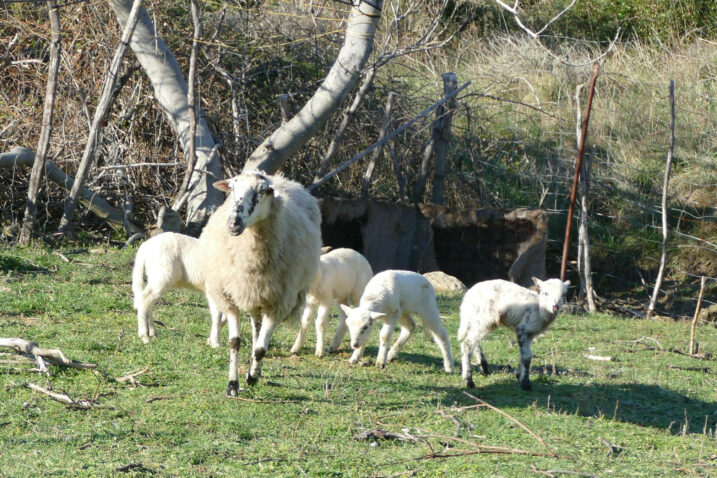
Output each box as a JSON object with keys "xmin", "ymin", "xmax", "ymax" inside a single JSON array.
[
  {"xmin": 339, "ymin": 304, "xmax": 353, "ymax": 316},
  {"xmin": 531, "ymin": 277, "xmax": 543, "ymax": 288},
  {"xmin": 369, "ymin": 312, "xmax": 387, "ymax": 321},
  {"xmin": 563, "ymin": 280, "xmax": 571, "ymax": 292},
  {"xmin": 265, "ymin": 186, "xmax": 274, "ymax": 196},
  {"xmin": 213, "ymin": 180, "xmax": 231, "ymax": 192}
]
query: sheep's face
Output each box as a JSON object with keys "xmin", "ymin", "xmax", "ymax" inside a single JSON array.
[
  {"xmin": 532, "ymin": 278, "xmax": 570, "ymax": 314},
  {"xmin": 214, "ymin": 172, "xmax": 274, "ymax": 236},
  {"xmin": 341, "ymin": 304, "xmax": 386, "ymax": 349}
]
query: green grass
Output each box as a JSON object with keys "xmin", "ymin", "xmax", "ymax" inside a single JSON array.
[{"xmin": 1, "ymin": 245, "xmax": 716, "ymax": 477}]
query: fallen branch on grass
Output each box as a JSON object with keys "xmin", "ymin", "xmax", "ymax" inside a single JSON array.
[
  {"xmin": 0, "ymin": 338, "xmax": 97, "ymax": 375},
  {"xmin": 114, "ymin": 366, "xmax": 150, "ymax": 386},
  {"xmin": 25, "ymin": 382, "xmax": 114, "ymax": 410},
  {"xmin": 459, "ymin": 391, "xmax": 559, "ymax": 457},
  {"xmin": 354, "ymin": 428, "xmax": 418, "ymax": 442}
]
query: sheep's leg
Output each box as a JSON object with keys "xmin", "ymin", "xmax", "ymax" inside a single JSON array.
[
  {"xmin": 207, "ymin": 297, "xmax": 223, "ymax": 349},
  {"xmin": 386, "ymin": 314, "xmax": 415, "ymax": 363},
  {"xmin": 249, "ymin": 309, "xmax": 261, "ymax": 350},
  {"xmin": 226, "ymin": 312, "xmax": 242, "ymax": 397},
  {"xmin": 348, "ymin": 320, "xmax": 376, "ymax": 365},
  {"xmin": 137, "ymin": 289, "xmax": 160, "ymax": 344},
  {"xmin": 328, "ymin": 300, "xmax": 348, "ymax": 354},
  {"xmin": 313, "ymin": 302, "xmax": 331, "ymax": 358},
  {"xmin": 461, "ymin": 339, "xmax": 476, "ymax": 388},
  {"xmin": 290, "ymin": 303, "xmax": 315, "ymax": 355},
  {"xmin": 516, "ymin": 329, "xmax": 534, "ymax": 391},
  {"xmin": 247, "ymin": 315, "xmax": 277, "ymax": 386},
  {"xmin": 376, "ymin": 317, "xmax": 398, "ymax": 369}
]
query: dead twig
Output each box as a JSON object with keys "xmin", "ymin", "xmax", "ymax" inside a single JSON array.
[
  {"xmin": 114, "ymin": 366, "xmax": 150, "ymax": 386},
  {"xmin": 25, "ymin": 382, "xmax": 114, "ymax": 410},
  {"xmin": 354, "ymin": 428, "xmax": 418, "ymax": 442},
  {"xmin": 0, "ymin": 338, "xmax": 97, "ymax": 375},
  {"xmin": 461, "ymin": 391, "xmax": 558, "ymax": 457},
  {"xmin": 689, "ymin": 277, "xmax": 706, "ymax": 356}
]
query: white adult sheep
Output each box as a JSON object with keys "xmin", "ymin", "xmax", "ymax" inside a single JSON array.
[
  {"xmin": 200, "ymin": 171, "xmax": 322, "ymax": 396},
  {"xmin": 341, "ymin": 270, "xmax": 454, "ymax": 373},
  {"xmin": 132, "ymin": 232, "xmax": 224, "ymax": 348},
  {"xmin": 457, "ymin": 278, "xmax": 570, "ymax": 391},
  {"xmin": 290, "ymin": 248, "xmax": 373, "ymax": 357}
]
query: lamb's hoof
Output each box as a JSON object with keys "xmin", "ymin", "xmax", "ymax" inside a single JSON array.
[
  {"xmin": 226, "ymin": 380, "xmax": 239, "ymax": 397},
  {"xmin": 140, "ymin": 336, "xmax": 151, "ymax": 344},
  {"xmin": 465, "ymin": 377, "xmax": 475, "ymax": 388},
  {"xmin": 246, "ymin": 372, "xmax": 259, "ymax": 386},
  {"xmin": 315, "ymin": 351, "xmax": 324, "ymax": 358},
  {"xmin": 520, "ymin": 380, "xmax": 532, "ymax": 391},
  {"xmin": 207, "ymin": 339, "xmax": 221, "ymax": 349},
  {"xmin": 253, "ymin": 347, "xmax": 266, "ymax": 361},
  {"xmin": 376, "ymin": 362, "xmax": 385, "ymax": 369}
]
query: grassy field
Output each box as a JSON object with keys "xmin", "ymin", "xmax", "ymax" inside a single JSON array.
[{"xmin": 1, "ymin": 245, "xmax": 715, "ymax": 477}]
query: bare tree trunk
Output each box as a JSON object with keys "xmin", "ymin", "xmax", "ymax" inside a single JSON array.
[
  {"xmin": 244, "ymin": 0, "xmax": 384, "ymax": 174},
  {"xmin": 172, "ymin": 0, "xmax": 201, "ymax": 213},
  {"xmin": 647, "ymin": 80, "xmax": 676, "ymax": 319},
  {"xmin": 361, "ymin": 91, "xmax": 396, "ymax": 198},
  {"xmin": 57, "ymin": 0, "xmax": 142, "ymax": 236},
  {"xmin": 413, "ymin": 72, "xmax": 458, "ymax": 204},
  {"xmin": 578, "ymin": 146, "xmax": 596, "ymax": 312},
  {"xmin": 574, "ymin": 83, "xmax": 596, "ymax": 312},
  {"xmin": 19, "ymin": 1, "xmax": 61, "ymax": 245},
  {"xmin": 108, "ymin": 0, "xmax": 223, "ymax": 235},
  {"xmin": 560, "ymin": 63, "xmax": 599, "ymax": 281},
  {"xmin": 313, "ymin": 66, "xmax": 377, "ymax": 183},
  {"xmin": 2, "ymin": 147, "xmax": 142, "ymax": 235}
]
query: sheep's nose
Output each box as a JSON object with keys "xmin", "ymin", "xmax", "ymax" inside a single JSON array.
[
  {"xmin": 352, "ymin": 342, "xmax": 359, "ymax": 349},
  {"xmin": 553, "ymin": 305, "xmax": 559, "ymax": 313}
]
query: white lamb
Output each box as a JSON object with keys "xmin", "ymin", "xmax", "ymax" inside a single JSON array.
[
  {"xmin": 342, "ymin": 270, "xmax": 454, "ymax": 373},
  {"xmin": 457, "ymin": 278, "xmax": 570, "ymax": 391},
  {"xmin": 132, "ymin": 232, "xmax": 224, "ymax": 348},
  {"xmin": 290, "ymin": 248, "xmax": 373, "ymax": 357},
  {"xmin": 200, "ymin": 171, "xmax": 322, "ymax": 396}
]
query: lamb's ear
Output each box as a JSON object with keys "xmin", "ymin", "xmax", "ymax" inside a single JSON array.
[
  {"xmin": 213, "ymin": 180, "xmax": 231, "ymax": 192},
  {"xmin": 339, "ymin": 304, "xmax": 353, "ymax": 316},
  {"xmin": 563, "ymin": 280, "xmax": 571, "ymax": 292},
  {"xmin": 369, "ymin": 312, "xmax": 387, "ymax": 321},
  {"xmin": 531, "ymin": 277, "xmax": 543, "ymax": 288},
  {"xmin": 265, "ymin": 186, "xmax": 274, "ymax": 196}
]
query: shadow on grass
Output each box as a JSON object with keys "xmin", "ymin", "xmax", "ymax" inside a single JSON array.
[{"xmin": 429, "ymin": 377, "xmax": 715, "ymax": 436}]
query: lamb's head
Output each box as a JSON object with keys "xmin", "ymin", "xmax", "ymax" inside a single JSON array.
[
  {"xmin": 532, "ymin": 278, "xmax": 570, "ymax": 314},
  {"xmin": 214, "ymin": 171, "xmax": 274, "ymax": 236},
  {"xmin": 340, "ymin": 304, "xmax": 386, "ymax": 349}
]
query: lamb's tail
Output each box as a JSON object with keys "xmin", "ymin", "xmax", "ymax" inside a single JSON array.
[
  {"xmin": 131, "ymin": 249, "xmax": 146, "ymax": 311},
  {"xmin": 457, "ymin": 319, "xmax": 469, "ymax": 342}
]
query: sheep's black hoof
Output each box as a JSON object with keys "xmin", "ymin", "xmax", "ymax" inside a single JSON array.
[
  {"xmin": 246, "ymin": 372, "xmax": 258, "ymax": 386},
  {"xmin": 226, "ymin": 380, "xmax": 239, "ymax": 397},
  {"xmin": 520, "ymin": 380, "xmax": 532, "ymax": 391},
  {"xmin": 253, "ymin": 347, "xmax": 266, "ymax": 361},
  {"xmin": 480, "ymin": 364, "xmax": 490, "ymax": 376},
  {"xmin": 465, "ymin": 377, "xmax": 475, "ymax": 388}
]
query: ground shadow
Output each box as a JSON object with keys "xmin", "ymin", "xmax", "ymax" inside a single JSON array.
[{"xmin": 426, "ymin": 378, "xmax": 715, "ymax": 436}]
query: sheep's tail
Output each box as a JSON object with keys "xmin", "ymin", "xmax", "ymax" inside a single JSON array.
[
  {"xmin": 131, "ymin": 249, "xmax": 146, "ymax": 311},
  {"xmin": 457, "ymin": 320, "xmax": 468, "ymax": 342}
]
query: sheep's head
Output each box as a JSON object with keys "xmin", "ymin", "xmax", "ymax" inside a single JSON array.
[
  {"xmin": 340, "ymin": 304, "xmax": 386, "ymax": 349},
  {"xmin": 214, "ymin": 171, "xmax": 274, "ymax": 236},
  {"xmin": 532, "ymin": 278, "xmax": 570, "ymax": 314}
]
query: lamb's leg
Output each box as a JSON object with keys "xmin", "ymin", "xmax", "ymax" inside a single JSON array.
[
  {"xmin": 313, "ymin": 302, "xmax": 331, "ymax": 358},
  {"xmin": 207, "ymin": 296, "xmax": 223, "ymax": 349},
  {"xmin": 474, "ymin": 345, "xmax": 489, "ymax": 376},
  {"xmin": 376, "ymin": 317, "xmax": 398, "ymax": 369},
  {"xmin": 247, "ymin": 314, "xmax": 277, "ymax": 386},
  {"xmin": 290, "ymin": 303, "xmax": 315, "ymax": 355},
  {"xmin": 328, "ymin": 300, "xmax": 348, "ymax": 354},
  {"xmin": 225, "ymin": 312, "xmax": 242, "ymax": 397},
  {"xmin": 427, "ymin": 325, "xmax": 454, "ymax": 373},
  {"xmin": 516, "ymin": 328, "xmax": 534, "ymax": 391},
  {"xmin": 137, "ymin": 289, "xmax": 159, "ymax": 344},
  {"xmin": 386, "ymin": 314, "xmax": 415, "ymax": 363},
  {"xmin": 348, "ymin": 320, "xmax": 376, "ymax": 365},
  {"xmin": 461, "ymin": 339, "xmax": 476, "ymax": 388}
]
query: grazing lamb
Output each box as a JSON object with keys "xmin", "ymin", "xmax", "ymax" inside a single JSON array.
[
  {"xmin": 457, "ymin": 278, "xmax": 570, "ymax": 391},
  {"xmin": 290, "ymin": 248, "xmax": 373, "ymax": 357},
  {"xmin": 342, "ymin": 270, "xmax": 454, "ymax": 373},
  {"xmin": 199, "ymin": 171, "xmax": 322, "ymax": 396},
  {"xmin": 132, "ymin": 232, "xmax": 224, "ymax": 348}
]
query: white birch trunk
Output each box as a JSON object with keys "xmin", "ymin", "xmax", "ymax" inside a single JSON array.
[{"xmin": 108, "ymin": 0, "xmax": 223, "ymax": 234}]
